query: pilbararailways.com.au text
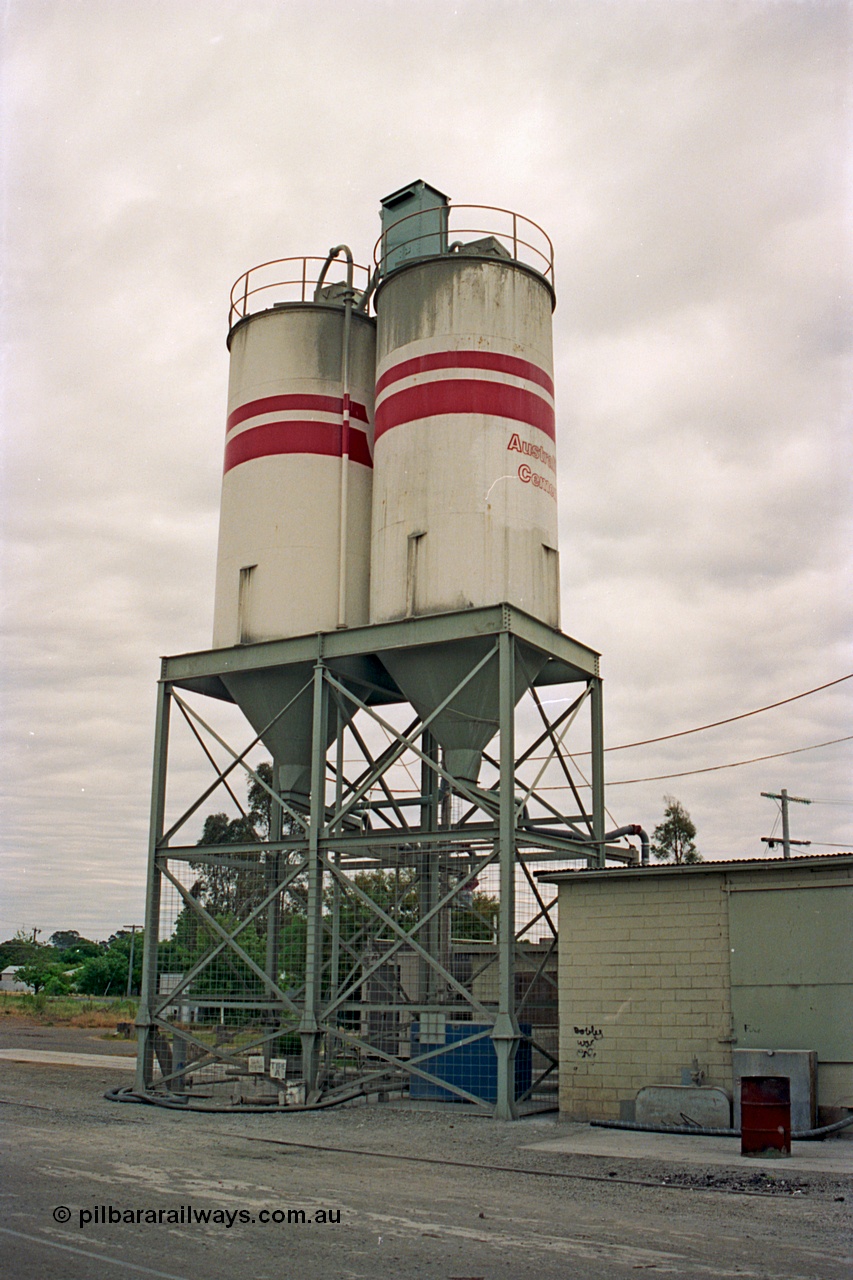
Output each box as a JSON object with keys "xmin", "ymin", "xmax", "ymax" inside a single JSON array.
[{"xmin": 54, "ymin": 1204, "xmax": 342, "ymax": 1229}]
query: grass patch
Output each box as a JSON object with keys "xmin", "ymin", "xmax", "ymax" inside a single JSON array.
[{"xmin": 0, "ymin": 992, "xmax": 139, "ymax": 1027}]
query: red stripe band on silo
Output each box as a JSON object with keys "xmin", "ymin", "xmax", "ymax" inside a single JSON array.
[
  {"xmin": 375, "ymin": 351, "xmax": 554, "ymax": 398},
  {"xmin": 226, "ymin": 394, "xmax": 370, "ymax": 433},
  {"xmin": 374, "ymin": 379, "xmax": 555, "ymax": 443},
  {"xmin": 224, "ymin": 422, "xmax": 373, "ymax": 473}
]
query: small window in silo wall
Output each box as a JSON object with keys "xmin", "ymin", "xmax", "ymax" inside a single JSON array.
[
  {"xmin": 238, "ymin": 565, "xmax": 256, "ymax": 644},
  {"xmin": 380, "ymin": 181, "xmax": 449, "ymax": 275},
  {"xmin": 405, "ymin": 530, "xmax": 426, "ymax": 617}
]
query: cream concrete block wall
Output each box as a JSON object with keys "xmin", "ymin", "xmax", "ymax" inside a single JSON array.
[{"xmin": 557, "ymin": 875, "xmax": 733, "ymax": 1120}]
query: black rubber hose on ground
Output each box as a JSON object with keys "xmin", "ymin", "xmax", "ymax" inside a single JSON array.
[
  {"xmin": 590, "ymin": 1113, "xmax": 853, "ymax": 1141},
  {"xmin": 103, "ymin": 1084, "xmax": 399, "ymax": 1113}
]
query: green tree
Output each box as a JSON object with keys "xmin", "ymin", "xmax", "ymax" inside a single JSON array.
[
  {"xmin": 75, "ymin": 954, "xmax": 127, "ymax": 995},
  {"xmin": 247, "ymin": 763, "xmax": 275, "ymax": 838},
  {"xmin": 651, "ymin": 796, "xmax": 701, "ymax": 864},
  {"xmin": 16, "ymin": 956, "xmax": 71, "ymax": 995},
  {"xmin": 49, "ymin": 930, "xmax": 81, "ymax": 951},
  {"xmin": 190, "ymin": 763, "xmax": 281, "ymax": 919},
  {"xmin": 57, "ymin": 938, "xmax": 103, "ymax": 965},
  {"xmin": 0, "ymin": 928, "xmax": 45, "ymax": 969},
  {"xmin": 184, "ymin": 914, "xmax": 268, "ymax": 1004},
  {"xmin": 75, "ymin": 932, "xmax": 143, "ymax": 996},
  {"xmin": 452, "ymin": 890, "xmax": 500, "ymax": 941},
  {"xmin": 158, "ymin": 907, "xmax": 198, "ymax": 975},
  {"xmin": 325, "ymin": 869, "xmax": 500, "ymax": 947},
  {"xmin": 327, "ymin": 868, "xmax": 420, "ymax": 944}
]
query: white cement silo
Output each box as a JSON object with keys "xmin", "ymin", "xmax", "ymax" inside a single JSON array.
[
  {"xmin": 212, "ymin": 256, "xmax": 376, "ymax": 805},
  {"xmin": 214, "ymin": 290, "xmax": 375, "ymax": 646},
  {"xmin": 370, "ymin": 241, "xmax": 559, "ymax": 629},
  {"xmin": 369, "ymin": 194, "xmax": 561, "ymax": 782}
]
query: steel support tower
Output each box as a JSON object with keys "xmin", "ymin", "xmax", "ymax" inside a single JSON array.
[{"xmin": 135, "ymin": 605, "xmax": 616, "ymax": 1119}]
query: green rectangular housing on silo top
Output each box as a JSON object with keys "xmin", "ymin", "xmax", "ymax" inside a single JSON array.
[{"xmin": 380, "ymin": 180, "xmax": 449, "ymax": 274}]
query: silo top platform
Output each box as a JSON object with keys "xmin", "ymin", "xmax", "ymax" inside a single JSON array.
[
  {"xmin": 160, "ymin": 604, "xmax": 600, "ymax": 705},
  {"xmin": 375, "ymin": 196, "xmax": 555, "ymax": 293}
]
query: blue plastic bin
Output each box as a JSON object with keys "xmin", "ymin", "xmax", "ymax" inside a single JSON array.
[{"xmin": 409, "ymin": 1021, "xmax": 533, "ymax": 1103}]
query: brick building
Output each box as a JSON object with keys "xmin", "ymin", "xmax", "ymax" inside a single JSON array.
[{"xmin": 539, "ymin": 855, "xmax": 852, "ymax": 1124}]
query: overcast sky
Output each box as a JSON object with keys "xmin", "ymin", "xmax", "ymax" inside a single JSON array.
[{"xmin": 1, "ymin": 0, "xmax": 851, "ymax": 943}]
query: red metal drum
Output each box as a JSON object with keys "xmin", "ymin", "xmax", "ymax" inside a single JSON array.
[{"xmin": 740, "ymin": 1075, "xmax": 791, "ymax": 1156}]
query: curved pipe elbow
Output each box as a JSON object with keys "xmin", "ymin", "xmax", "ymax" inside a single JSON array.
[
  {"xmin": 314, "ymin": 244, "xmax": 354, "ymax": 300},
  {"xmin": 604, "ymin": 824, "xmax": 651, "ymax": 864}
]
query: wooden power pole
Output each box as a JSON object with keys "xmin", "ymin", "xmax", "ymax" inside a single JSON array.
[{"xmin": 761, "ymin": 788, "xmax": 811, "ymax": 858}]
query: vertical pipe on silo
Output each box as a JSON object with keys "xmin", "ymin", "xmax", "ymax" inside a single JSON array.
[
  {"xmin": 264, "ymin": 755, "xmax": 283, "ymax": 1070},
  {"xmin": 315, "ymin": 244, "xmax": 358, "ymax": 630},
  {"xmin": 301, "ymin": 660, "xmax": 328, "ymax": 1095},
  {"xmin": 337, "ymin": 280, "xmax": 353, "ymax": 628},
  {"xmin": 493, "ymin": 629, "xmax": 520, "ymax": 1120}
]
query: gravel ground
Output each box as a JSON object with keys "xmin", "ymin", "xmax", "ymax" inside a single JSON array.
[{"xmin": 1, "ymin": 1021, "xmax": 850, "ymax": 1279}]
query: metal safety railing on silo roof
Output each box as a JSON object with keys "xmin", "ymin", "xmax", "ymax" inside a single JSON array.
[
  {"xmin": 228, "ymin": 256, "xmax": 373, "ymax": 330},
  {"xmin": 374, "ymin": 204, "xmax": 555, "ymax": 285}
]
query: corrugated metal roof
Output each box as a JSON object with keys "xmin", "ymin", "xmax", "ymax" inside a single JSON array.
[{"xmin": 537, "ymin": 852, "xmax": 853, "ymax": 883}]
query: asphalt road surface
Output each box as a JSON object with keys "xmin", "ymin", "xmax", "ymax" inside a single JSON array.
[{"xmin": 1, "ymin": 1024, "xmax": 851, "ymax": 1280}]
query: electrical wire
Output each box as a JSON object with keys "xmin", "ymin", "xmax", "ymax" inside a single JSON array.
[
  {"xmin": 223, "ymin": 675, "xmax": 850, "ymax": 803},
  {"xmin": 500, "ymin": 733, "xmax": 853, "ymax": 792},
  {"xmin": 601, "ymin": 675, "xmax": 845, "ymax": 752},
  {"xmin": 605, "ymin": 735, "xmax": 853, "ymax": 787},
  {"xmin": 595, "ymin": 672, "xmax": 853, "ymax": 755},
  {"xmin": 766, "ymin": 806, "xmax": 781, "ymax": 844},
  {"xmin": 338, "ymin": 725, "xmax": 853, "ymax": 797},
  {"xmin": 333, "ymin": 672, "xmax": 852, "ymax": 769}
]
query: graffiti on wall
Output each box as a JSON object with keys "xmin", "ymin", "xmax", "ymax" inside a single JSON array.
[{"xmin": 574, "ymin": 1024, "xmax": 603, "ymax": 1060}]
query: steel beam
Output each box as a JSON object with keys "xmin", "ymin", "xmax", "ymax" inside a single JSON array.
[
  {"xmin": 590, "ymin": 676, "xmax": 605, "ymax": 866},
  {"xmin": 300, "ymin": 661, "xmax": 328, "ymax": 1095},
  {"xmin": 136, "ymin": 681, "xmax": 171, "ymax": 1091},
  {"xmin": 493, "ymin": 629, "xmax": 520, "ymax": 1120},
  {"xmin": 161, "ymin": 604, "xmax": 600, "ymax": 691}
]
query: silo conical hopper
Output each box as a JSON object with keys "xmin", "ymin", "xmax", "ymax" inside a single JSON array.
[
  {"xmin": 221, "ymin": 667, "xmax": 335, "ymax": 809},
  {"xmin": 370, "ymin": 189, "xmax": 560, "ymax": 784},
  {"xmin": 380, "ymin": 638, "xmax": 547, "ymax": 785}
]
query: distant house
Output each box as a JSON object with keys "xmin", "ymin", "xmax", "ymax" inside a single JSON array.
[{"xmin": 0, "ymin": 966, "xmax": 31, "ymax": 993}]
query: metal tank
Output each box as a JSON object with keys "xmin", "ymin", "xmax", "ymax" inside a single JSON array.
[
  {"xmin": 214, "ymin": 253, "xmax": 375, "ymax": 645},
  {"xmin": 212, "ymin": 251, "xmax": 376, "ymax": 805},
  {"xmin": 370, "ymin": 189, "xmax": 560, "ymax": 781}
]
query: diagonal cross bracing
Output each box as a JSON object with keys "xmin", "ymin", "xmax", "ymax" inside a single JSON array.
[
  {"xmin": 319, "ymin": 847, "xmax": 498, "ymax": 1023},
  {"xmin": 153, "ymin": 854, "xmax": 308, "ymax": 1016},
  {"xmin": 160, "ymin": 864, "xmax": 302, "ymax": 1017},
  {"xmin": 168, "ymin": 689, "xmax": 311, "ymax": 837}
]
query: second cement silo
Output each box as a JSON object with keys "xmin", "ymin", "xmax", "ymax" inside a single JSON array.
[
  {"xmin": 213, "ymin": 250, "xmax": 376, "ymax": 806},
  {"xmin": 370, "ymin": 182, "xmax": 560, "ymax": 783}
]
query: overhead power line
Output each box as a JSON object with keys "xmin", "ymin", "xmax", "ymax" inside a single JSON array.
[
  {"xmin": 329, "ymin": 674, "xmax": 853, "ymax": 771},
  {"xmin": 603, "ymin": 673, "xmax": 853, "ymax": 753},
  {"xmin": 343, "ymin": 733, "xmax": 853, "ymax": 793},
  {"xmin": 605, "ymin": 734, "xmax": 853, "ymax": 786}
]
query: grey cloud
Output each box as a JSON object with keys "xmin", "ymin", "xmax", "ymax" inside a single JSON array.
[{"xmin": 1, "ymin": 0, "xmax": 850, "ymax": 939}]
